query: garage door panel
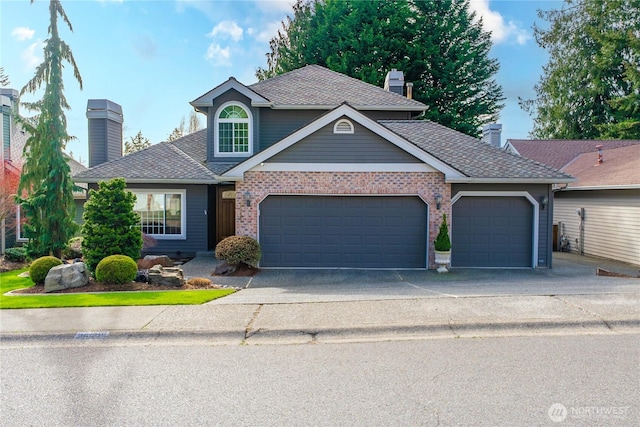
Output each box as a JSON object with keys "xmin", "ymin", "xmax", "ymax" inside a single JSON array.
[
  {"xmin": 259, "ymin": 196, "xmax": 427, "ymax": 268},
  {"xmin": 453, "ymin": 196, "xmax": 533, "ymax": 268}
]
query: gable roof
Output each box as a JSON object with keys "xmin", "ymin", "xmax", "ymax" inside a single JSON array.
[
  {"xmin": 221, "ymin": 104, "xmax": 572, "ymax": 183},
  {"xmin": 73, "ymin": 129, "xmax": 218, "ymax": 184},
  {"xmin": 505, "ymin": 139, "xmax": 640, "ymax": 170},
  {"xmin": 382, "ymin": 122, "xmax": 573, "ymax": 183},
  {"xmin": 192, "ymin": 65, "xmax": 426, "ymax": 112},
  {"xmin": 561, "ymin": 144, "xmax": 640, "ymax": 189}
]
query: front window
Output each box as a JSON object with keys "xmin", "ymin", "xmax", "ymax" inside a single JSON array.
[
  {"xmin": 132, "ymin": 190, "xmax": 186, "ymax": 239},
  {"xmin": 215, "ymin": 103, "xmax": 252, "ymax": 156}
]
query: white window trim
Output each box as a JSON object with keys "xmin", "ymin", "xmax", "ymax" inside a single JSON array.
[
  {"xmin": 132, "ymin": 189, "xmax": 187, "ymax": 240},
  {"xmin": 15, "ymin": 205, "xmax": 27, "ymax": 242},
  {"xmin": 214, "ymin": 101, "xmax": 253, "ymax": 157},
  {"xmin": 333, "ymin": 119, "xmax": 354, "ymax": 134}
]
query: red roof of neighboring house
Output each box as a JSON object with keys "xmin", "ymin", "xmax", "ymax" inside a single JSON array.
[
  {"xmin": 506, "ymin": 139, "xmax": 640, "ymax": 170},
  {"xmin": 562, "ymin": 144, "xmax": 640, "ymax": 188}
]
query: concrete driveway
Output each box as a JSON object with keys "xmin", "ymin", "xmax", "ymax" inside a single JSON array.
[{"xmin": 187, "ymin": 252, "xmax": 639, "ymax": 304}]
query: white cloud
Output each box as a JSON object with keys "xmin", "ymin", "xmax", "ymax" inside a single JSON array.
[
  {"xmin": 208, "ymin": 20, "xmax": 243, "ymax": 42},
  {"xmin": 205, "ymin": 43, "xmax": 232, "ymax": 67},
  {"xmin": 22, "ymin": 40, "xmax": 44, "ymax": 70},
  {"xmin": 248, "ymin": 20, "xmax": 283, "ymax": 43},
  {"xmin": 12, "ymin": 26, "xmax": 35, "ymax": 41},
  {"xmin": 469, "ymin": 0, "xmax": 531, "ymax": 45}
]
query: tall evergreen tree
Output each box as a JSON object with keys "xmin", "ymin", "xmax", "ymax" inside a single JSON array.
[
  {"xmin": 17, "ymin": 0, "xmax": 83, "ymax": 258},
  {"xmin": 521, "ymin": 0, "xmax": 640, "ymax": 139},
  {"xmin": 256, "ymin": 0, "xmax": 504, "ymax": 136}
]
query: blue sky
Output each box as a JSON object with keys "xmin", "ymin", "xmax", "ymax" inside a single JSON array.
[{"xmin": 1, "ymin": 0, "xmax": 561, "ymax": 166}]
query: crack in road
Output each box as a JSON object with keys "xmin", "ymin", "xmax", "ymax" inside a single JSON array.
[
  {"xmin": 243, "ymin": 304, "xmax": 263, "ymax": 341},
  {"xmin": 553, "ymin": 296, "xmax": 613, "ymax": 329}
]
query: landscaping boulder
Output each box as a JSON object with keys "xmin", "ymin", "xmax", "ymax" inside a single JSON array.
[
  {"xmin": 148, "ymin": 265, "xmax": 185, "ymax": 287},
  {"xmin": 44, "ymin": 262, "xmax": 90, "ymax": 293},
  {"xmin": 142, "ymin": 255, "xmax": 174, "ymax": 267}
]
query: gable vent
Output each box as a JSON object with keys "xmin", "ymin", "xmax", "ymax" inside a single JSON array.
[{"xmin": 333, "ymin": 119, "xmax": 354, "ymax": 134}]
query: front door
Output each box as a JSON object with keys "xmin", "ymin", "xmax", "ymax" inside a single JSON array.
[{"xmin": 215, "ymin": 185, "xmax": 236, "ymax": 245}]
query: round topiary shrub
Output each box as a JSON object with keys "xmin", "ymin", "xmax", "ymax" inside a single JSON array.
[
  {"xmin": 215, "ymin": 236, "xmax": 261, "ymax": 267},
  {"xmin": 29, "ymin": 256, "xmax": 63, "ymax": 285},
  {"xmin": 95, "ymin": 255, "xmax": 138, "ymax": 284}
]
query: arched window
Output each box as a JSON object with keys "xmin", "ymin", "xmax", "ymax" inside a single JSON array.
[{"xmin": 215, "ymin": 103, "xmax": 252, "ymax": 156}]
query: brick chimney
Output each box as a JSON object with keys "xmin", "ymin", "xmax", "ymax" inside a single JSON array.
[
  {"xmin": 384, "ymin": 69, "xmax": 404, "ymax": 96},
  {"xmin": 482, "ymin": 123, "xmax": 502, "ymax": 148},
  {"xmin": 86, "ymin": 99, "xmax": 123, "ymax": 167}
]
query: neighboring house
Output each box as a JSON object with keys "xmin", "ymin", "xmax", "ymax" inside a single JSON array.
[
  {"xmin": 0, "ymin": 87, "xmax": 87, "ymax": 253},
  {"xmin": 74, "ymin": 65, "xmax": 571, "ymax": 269},
  {"xmin": 505, "ymin": 139, "xmax": 640, "ymax": 266}
]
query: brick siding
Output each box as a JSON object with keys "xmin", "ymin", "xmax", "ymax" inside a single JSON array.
[{"xmin": 235, "ymin": 171, "xmax": 450, "ymax": 269}]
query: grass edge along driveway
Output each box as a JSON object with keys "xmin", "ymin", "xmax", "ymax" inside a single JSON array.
[{"xmin": 0, "ymin": 269, "xmax": 234, "ymax": 309}]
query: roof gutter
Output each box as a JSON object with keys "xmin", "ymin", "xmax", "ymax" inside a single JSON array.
[
  {"xmin": 446, "ymin": 177, "xmax": 577, "ymax": 184},
  {"xmin": 73, "ymin": 178, "xmax": 221, "ymax": 185},
  {"xmin": 555, "ymin": 184, "xmax": 640, "ymax": 191}
]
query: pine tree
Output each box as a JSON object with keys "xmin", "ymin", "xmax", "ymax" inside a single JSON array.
[
  {"xmin": 124, "ymin": 130, "xmax": 151, "ymax": 154},
  {"xmin": 81, "ymin": 178, "xmax": 142, "ymax": 273},
  {"xmin": 521, "ymin": 0, "xmax": 639, "ymax": 139},
  {"xmin": 17, "ymin": 0, "xmax": 83, "ymax": 258}
]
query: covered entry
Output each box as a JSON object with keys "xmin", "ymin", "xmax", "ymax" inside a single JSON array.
[
  {"xmin": 259, "ymin": 195, "xmax": 428, "ymax": 268},
  {"xmin": 452, "ymin": 194, "xmax": 536, "ymax": 268}
]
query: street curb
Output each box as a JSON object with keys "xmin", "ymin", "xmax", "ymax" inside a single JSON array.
[{"xmin": 2, "ymin": 318, "xmax": 638, "ymax": 343}]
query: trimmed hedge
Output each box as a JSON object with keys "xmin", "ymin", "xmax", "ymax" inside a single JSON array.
[
  {"xmin": 29, "ymin": 256, "xmax": 63, "ymax": 285},
  {"xmin": 95, "ymin": 255, "xmax": 138, "ymax": 284},
  {"xmin": 215, "ymin": 236, "xmax": 261, "ymax": 267}
]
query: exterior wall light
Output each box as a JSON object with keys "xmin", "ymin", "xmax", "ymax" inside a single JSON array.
[
  {"xmin": 540, "ymin": 195, "xmax": 549, "ymax": 210},
  {"xmin": 434, "ymin": 194, "xmax": 443, "ymax": 210},
  {"xmin": 243, "ymin": 191, "xmax": 251, "ymax": 207}
]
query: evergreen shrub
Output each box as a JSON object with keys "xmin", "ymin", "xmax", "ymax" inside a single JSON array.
[
  {"xmin": 215, "ymin": 236, "xmax": 261, "ymax": 267},
  {"xmin": 81, "ymin": 178, "xmax": 142, "ymax": 273},
  {"xmin": 434, "ymin": 214, "xmax": 451, "ymax": 251},
  {"xmin": 29, "ymin": 256, "xmax": 63, "ymax": 285},
  {"xmin": 95, "ymin": 255, "xmax": 138, "ymax": 284},
  {"xmin": 4, "ymin": 247, "xmax": 28, "ymax": 262}
]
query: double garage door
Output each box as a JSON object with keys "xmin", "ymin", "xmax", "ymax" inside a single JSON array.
[
  {"xmin": 452, "ymin": 196, "xmax": 534, "ymax": 268},
  {"xmin": 259, "ymin": 196, "xmax": 427, "ymax": 268}
]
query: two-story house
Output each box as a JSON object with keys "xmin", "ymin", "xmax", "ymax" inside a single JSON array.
[{"xmin": 74, "ymin": 65, "xmax": 571, "ymax": 269}]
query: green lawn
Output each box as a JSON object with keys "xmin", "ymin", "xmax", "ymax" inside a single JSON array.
[{"xmin": 0, "ymin": 269, "xmax": 235, "ymax": 309}]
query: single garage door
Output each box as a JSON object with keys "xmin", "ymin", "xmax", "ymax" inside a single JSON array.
[
  {"xmin": 452, "ymin": 196, "xmax": 533, "ymax": 268},
  {"xmin": 259, "ymin": 196, "xmax": 427, "ymax": 268}
]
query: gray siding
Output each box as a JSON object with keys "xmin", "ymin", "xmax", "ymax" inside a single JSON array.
[
  {"xmin": 362, "ymin": 110, "xmax": 414, "ymax": 121},
  {"xmin": 258, "ymin": 109, "xmax": 319, "ymax": 150},
  {"xmin": 268, "ymin": 120, "xmax": 421, "ymax": 164},
  {"xmin": 452, "ymin": 183, "xmax": 553, "ymax": 268},
  {"xmin": 554, "ymin": 189, "xmax": 640, "ymax": 266},
  {"xmin": 2, "ymin": 107, "xmax": 10, "ymax": 160},
  {"xmin": 88, "ymin": 119, "xmax": 122, "ymax": 167}
]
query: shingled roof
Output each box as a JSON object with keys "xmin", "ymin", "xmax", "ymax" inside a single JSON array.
[
  {"xmin": 562, "ymin": 144, "xmax": 640, "ymax": 188},
  {"xmin": 381, "ymin": 121, "xmax": 573, "ymax": 182},
  {"xmin": 248, "ymin": 65, "xmax": 426, "ymax": 111},
  {"xmin": 73, "ymin": 129, "xmax": 220, "ymax": 183},
  {"xmin": 506, "ymin": 139, "xmax": 640, "ymax": 170}
]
